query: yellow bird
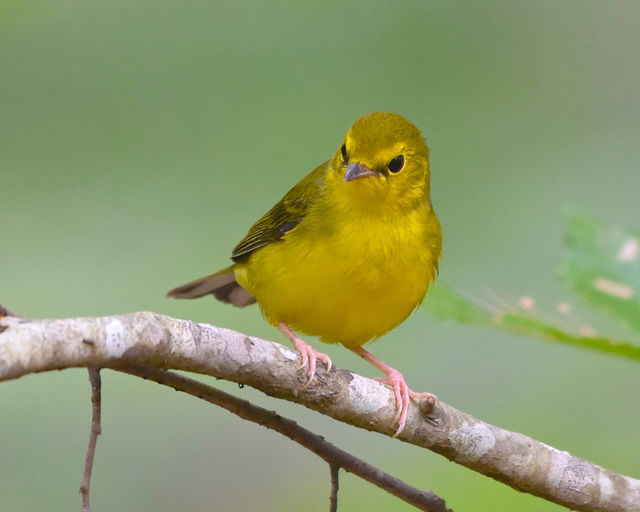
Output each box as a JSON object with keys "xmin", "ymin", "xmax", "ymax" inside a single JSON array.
[{"xmin": 168, "ymin": 112, "xmax": 441, "ymax": 435}]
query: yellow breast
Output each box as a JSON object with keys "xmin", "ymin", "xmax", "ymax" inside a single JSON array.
[{"xmin": 234, "ymin": 203, "xmax": 440, "ymax": 348}]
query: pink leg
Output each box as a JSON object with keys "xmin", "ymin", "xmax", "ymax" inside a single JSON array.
[
  {"xmin": 351, "ymin": 347, "xmax": 437, "ymax": 436},
  {"xmin": 278, "ymin": 323, "xmax": 332, "ymax": 389}
]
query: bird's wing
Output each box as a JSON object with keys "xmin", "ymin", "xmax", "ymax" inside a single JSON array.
[{"xmin": 231, "ymin": 161, "xmax": 328, "ymax": 262}]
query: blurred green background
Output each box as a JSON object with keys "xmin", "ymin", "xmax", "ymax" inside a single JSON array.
[{"xmin": 2, "ymin": 1, "xmax": 639, "ymax": 510}]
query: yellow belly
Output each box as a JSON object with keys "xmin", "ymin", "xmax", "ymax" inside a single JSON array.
[{"xmin": 234, "ymin": 208, "xmax": 439, "ymax": 348}]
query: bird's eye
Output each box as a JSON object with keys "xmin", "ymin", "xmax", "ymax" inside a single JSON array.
[
  {"xmin": 341, "ymin": 143, "xmax": 348, "ymax": 162},
  {"xmin": 388, "ymin": 155, "xmax": 404, "ymax": 173}
]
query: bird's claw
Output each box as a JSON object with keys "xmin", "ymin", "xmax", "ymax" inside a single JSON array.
[
  {"xmin": 278, "ymin": 323, "xmax": 332, "ymax": 389},
  {"xmin": 293, "ymin": 339, "xmax": 332, "ymax": 389},
  {"xmin": 375, "ymin": 372, "xmax": 438, "ymax": 437}
]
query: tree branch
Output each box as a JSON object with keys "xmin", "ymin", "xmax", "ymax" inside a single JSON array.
[
  {"xmin": 118, "ymin": 364, "xmax": 450, "ymax": 512},
  {"xmin": 0, "ymin": 311, "xmax": 638, "ymax": 512},
  {"xmin": 329, "ymin": 463, "xmax": 340, "ymax": 512},
  {"xmin": 79, "ymin": 368, "xmax": 102, "ymax": 512}
]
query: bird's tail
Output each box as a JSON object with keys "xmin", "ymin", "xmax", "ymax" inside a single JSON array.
[{"xmin": 166, "ymin": 266, "xmax": 256, "ymax": 307}]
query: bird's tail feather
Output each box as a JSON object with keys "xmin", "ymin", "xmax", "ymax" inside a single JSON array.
[{"xmin": 166, "ymin": 266, "xmax": 256, "ymax": 307}]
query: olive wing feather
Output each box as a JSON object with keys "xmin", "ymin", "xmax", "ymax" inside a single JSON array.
[{"xmin": 231, "ymin": 162, "xmax": 328, "ymax": 262}]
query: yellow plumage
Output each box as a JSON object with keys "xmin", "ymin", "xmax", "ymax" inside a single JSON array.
[
  {"xmin": 235, "ymin": 187, "xmax": 439, "ymax": 348},
  {"xmin": 168, "ymin": 112, "xmax": 441, "ymax": 435}
]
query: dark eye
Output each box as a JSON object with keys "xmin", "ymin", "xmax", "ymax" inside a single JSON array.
[
  {"xmin": 388, "ymin": 155, "xmax": 404, "ymax": 173},
  {"xmin": 341, "ymin": 143, "xmax": 348, "ymax": 162}
]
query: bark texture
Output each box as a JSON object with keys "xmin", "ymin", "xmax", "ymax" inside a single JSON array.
[{"xmin": 0, "ymin": 312, "xmax": 638, "ymax": 512}]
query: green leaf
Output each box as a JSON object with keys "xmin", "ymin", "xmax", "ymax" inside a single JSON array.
[
  {"xmin": 560, "ymin": 213, "xmax": 640, "ymax": 333},
  {"xmin": 423, "ymin": 283, "xmax": 640, "ymax": 362},
  {"xmin": 424, "ymin": 284, "xmax": 493, "ymax": 325},
  {"xmin": 423, "ymin": 214, "xmax": 640, "ymax": 362}
]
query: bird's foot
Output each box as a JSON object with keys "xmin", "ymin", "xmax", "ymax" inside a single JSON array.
[
  {"xmin": 373, "ymin": 372, "xmax": 438, "ymax": 436},
  {"xmin": 278, "ymin": 323, "xmax": 332, "ymax": 389},
  {"xmin": 351, "ymin": 347, "xmax": 437, "ymax": 437}
]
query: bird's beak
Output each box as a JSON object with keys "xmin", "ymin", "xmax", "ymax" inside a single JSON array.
[{"xmin": 344, "ymin": 162, "xmax": 380, "ymax": 182}]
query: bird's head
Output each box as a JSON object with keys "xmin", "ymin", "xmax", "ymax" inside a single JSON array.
[{"xmin": 327, "ymin": 112, "xmax": 431, "ymax": 213}]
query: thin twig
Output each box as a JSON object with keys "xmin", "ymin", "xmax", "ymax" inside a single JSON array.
[
  {"xmin": 79, "ymin": 368, "xmax": 102, "ymax": 512},
  {"xmin": 0, "ymin": 304, "xmax": 17, "ymax": 317},
  {"xmin": 0, "ymin": 305, "xmax": 18, "ymax": 333},
  {"xmin": 329, "ymin": 463, "xmax": 340, "ymax": 512},
  {"xmin": 117, "ymin": 364, "xmax": 452, "ymax": 512}
]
